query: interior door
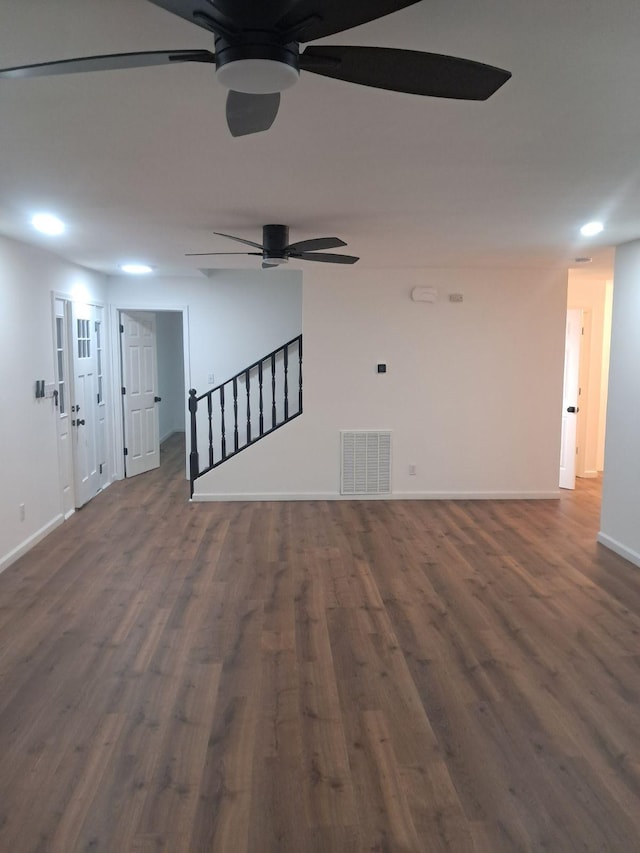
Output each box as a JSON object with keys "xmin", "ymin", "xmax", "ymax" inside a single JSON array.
[
  {"xmin": 71, "ymin": 301, "xmax": 100, "ymax": 506},
  {"xmin": 121, "ymin": 311, "xmax": 160, "ymax": 477},
  {"xmin": 559, "ymin": 308, "xmax": 582, "ymax": 490},
  {"xmin": 53, "ymin": 298, "xmax": 75, "ymax": 516}
]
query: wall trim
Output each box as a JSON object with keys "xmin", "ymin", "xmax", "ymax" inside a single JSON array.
[
  {"xmin": 0, "ymin": 514, "xmax": 64, "ymax": 576},
  {"xmin": 192, "ymin": 490, "xmax": 561, "ymax": 503},
  {"xmin": 597, "ymin": 532, "xmax": 640, "ymax": 569}
]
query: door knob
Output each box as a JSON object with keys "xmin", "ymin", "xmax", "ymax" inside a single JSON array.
[
  {"xmin": 154, "ymin": 396, "xmax": 162, "ymax": 403},
  {"xmin": 566, "ymin": 406, "xmax": 578, "ymax": 413},
  {"xmin": 77, "ymin": 419, "xmax": 85, "ymax": 426}
]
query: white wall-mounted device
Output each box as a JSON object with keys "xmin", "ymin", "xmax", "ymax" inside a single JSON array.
[{"xmin": 411, "ymin": 287, "xmax": 438, "ymax": 303}]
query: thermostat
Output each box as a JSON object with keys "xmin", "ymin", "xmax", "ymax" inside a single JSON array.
[{"xmin": 411, "ymin": 287, "xmax": 438, "ymax": 303}]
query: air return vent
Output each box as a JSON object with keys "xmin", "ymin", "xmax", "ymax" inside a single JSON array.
[{"xmin": 341, "ymin": 431, "xmax": 392, "ymax": 495}]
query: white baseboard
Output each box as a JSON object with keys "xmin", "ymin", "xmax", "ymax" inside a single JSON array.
[
  {"xmin": 389, "ymin": 490, "xmax": 561, "ymax": 500},
  {"xmin": 192, "ymin": 490, "xmax": 561, "ymax": 503},
  {"xmin": 0, "ymin": 514, "xmax": 65, "ymax": 576},
  {"xmin": 597, "ymin": 532, "xmax": 640, "ymax": 568}
]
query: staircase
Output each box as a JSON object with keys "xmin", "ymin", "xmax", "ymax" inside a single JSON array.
[{"xmin": 188, "ymin": 335, "xmax": 302, "ymax": 496}]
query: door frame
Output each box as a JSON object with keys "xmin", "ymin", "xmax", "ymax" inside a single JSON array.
[
  {"xmin": 559, "ymin": 307, "xmax": 582, "ymax": 490},
  {"xmin": 109, "ymin": 302, "xmax": 191, "ymax": 481},
  {"xmin": 51, "ymin": 294, "xmax": 75, "ymax": 517}
]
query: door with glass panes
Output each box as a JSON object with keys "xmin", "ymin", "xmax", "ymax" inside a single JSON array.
[{"xmin": 54, "ymin": 298, "xmax": 108, "ymax": 509}]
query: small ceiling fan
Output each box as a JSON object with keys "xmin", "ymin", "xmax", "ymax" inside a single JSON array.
[
  {"xmin": 0, "ymin": 0, "xmax": 511, "ymax": 137},
  {"xmin": 187, "ymin": 224, "xmax": 359, "ymax": 267}
]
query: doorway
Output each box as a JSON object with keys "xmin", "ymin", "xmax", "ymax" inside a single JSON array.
[
  {"xmin": 559, "ymin": 273, "xmax": 614, "ymax": 489},
  {"xmin": 118, "ymin": 309, "xmax": 186, "ymax": 479}
]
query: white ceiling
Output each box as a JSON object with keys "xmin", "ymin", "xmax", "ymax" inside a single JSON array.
[{"xmin": 0, "ymin": 0, "xmax": 635, "ymax": 278}]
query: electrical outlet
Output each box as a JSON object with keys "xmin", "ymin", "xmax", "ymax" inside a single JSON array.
[
  {"xmin": 408, "ymin": 464, "xmax": 417, "ymax": 476},
  {"xmin": 19, "ymin": 503, "xmax": 25, "ymax": 522}
]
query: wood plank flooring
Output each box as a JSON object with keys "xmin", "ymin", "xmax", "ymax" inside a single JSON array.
[{"xmin": 1, "ymin": 434, "xmax": 639, "ymax": 852}]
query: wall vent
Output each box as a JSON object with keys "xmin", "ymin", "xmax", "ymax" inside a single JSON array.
[{"xmin": 341, "ymin": 431, "xmax": 392, "ymax": 495}]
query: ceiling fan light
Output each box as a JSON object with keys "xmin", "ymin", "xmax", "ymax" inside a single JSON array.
[
  {"xmin": 216, "ymin": 59, "xmax": 299, "ymax": 94},
  {"xmin": 262, "ymin": 256, "xmax": 289, "ymax": 266}
]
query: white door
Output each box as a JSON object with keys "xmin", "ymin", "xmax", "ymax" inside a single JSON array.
[
  {"xmin": 559, "ymin": 308, "xmax": 582, "ymax": 490},
  {"xmin": 53, "ymin": 298, "xmax": 75, "ymax": 517},
  {"xmin": 121, "ymin": 311, "xmax": 160, "ymax": 477},
  {"xmin": 71, "ymin": 301, "xmax": 100, "ymax": 506}
]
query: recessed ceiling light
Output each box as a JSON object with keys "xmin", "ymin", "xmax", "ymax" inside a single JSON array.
[
  {"xmin": 31, "ymin": 213, "xmax": 65, "ymax": 235},
  {"xmin": 580, "ymin": 221, "xmax": 604, "ymax": 237},
  {"xmin": 120, "ymin": 263, "xmax": 153, "ymax": 275}
]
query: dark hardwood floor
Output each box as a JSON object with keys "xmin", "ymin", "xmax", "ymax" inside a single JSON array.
[{"xmin": 1, "ymin": 434, "xmax": 639, "ymax": 852}]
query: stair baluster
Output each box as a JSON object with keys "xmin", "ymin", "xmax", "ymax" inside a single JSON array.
[
  {"xmin": 298, "ymin": 337, "xmax": 303, "ymax": 415},
  {"xmin": 284, "ymin": 344, "xmax": 289, "ymax": 420},
  {"xmin": 258, "ymin": 361, "xmax": 264, "ymax": 436},
  {"xmin": 271, "ymin": 353, "xmax": 277, "ymax": 430},
  {"xmin": 207, "ymin": 394, "xmax": 214, "ymax": 468},
  {"xmin": 246, "ymin": 368, "xmax": 251, "ymax": 443},
  {"xmin": 233, "ymin": 376, "xmax": 239, "ymax": 452},
  {"xmin": 220, "ymin": 385, "xmax": 226, "ymax": 460}
]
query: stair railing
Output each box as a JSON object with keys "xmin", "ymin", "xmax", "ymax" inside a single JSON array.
[{"xmin": 188, "ymin": 334, "xmax": 302, "ymax": 496}]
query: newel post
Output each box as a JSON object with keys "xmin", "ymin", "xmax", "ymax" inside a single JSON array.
[{"xmin": 188, "ymin": 389, "xmax": 199, "ymax": 497}]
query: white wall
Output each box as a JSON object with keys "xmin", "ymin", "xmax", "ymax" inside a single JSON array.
[
  {"xmin": 107, "ymin": 269, "xmax": 303, "ymax": 394},
  {"xmin": 599, "ymin": 240, "xmax": 640, "ymax": 567},
  {"xmin": 194, "ymin": 265, "xmax": 568, "ymax": 499},
  {"xmin": 0, "ymin": 235, "xmax": 106, "ymax": 572},
  {"xmin": 156, "ymin": 311, "xmax": 185, "ymax": 442}
]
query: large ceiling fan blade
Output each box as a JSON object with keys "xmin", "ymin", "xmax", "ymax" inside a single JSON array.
[
  {"xmin": 185, "ymin": 251, "xmax": 262, "ymax": 256},
  {"xmin": 226, "ymin": 91, "xmax": 281, "ymax": 137},
  {"xmin": 286, "ymin": 237, "xmax": 347, "ymax": 253},
  {"xmin": 300, "ymin": 46, "xmax": 511, "ymax": 100},
  {"xmin": 277, "ymin": 0, "xmax": 421, "ymax": 43},
  {"xmin": 212, "ymin": 231, "xmax": 264, "ymax": 249},
  {"xmin": 291, "ymin": 252, "xmax": 359, "ymax": 264},
  {"xmin": 0, "ymin": 49, "xmax": 215, "ymax": 79}
]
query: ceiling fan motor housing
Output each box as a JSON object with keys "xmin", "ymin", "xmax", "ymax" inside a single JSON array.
[
  {"xmin": 262, "ymin": 223, "xmax": 289, "ymax": 263},
  {"xmin": 214, "ymin": 34, "xmax": 300, "ymax": 94}
]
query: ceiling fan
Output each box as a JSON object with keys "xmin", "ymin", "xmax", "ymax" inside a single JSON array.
[
  {"xmin": 0, "ymin": 0, "xmax": 511, "ymax": 138},
  {"xmin": 187, "ymin": 224, "xmax": 359, "ymax": 267}
]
